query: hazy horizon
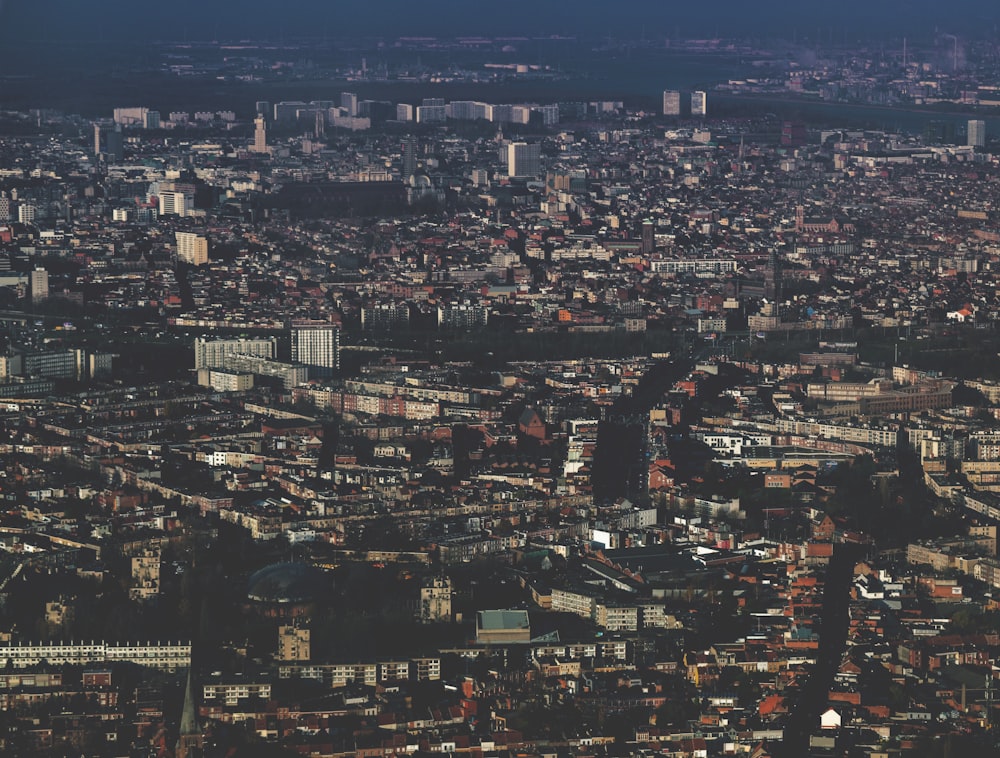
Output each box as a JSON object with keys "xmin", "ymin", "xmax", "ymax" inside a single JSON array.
[{"xmin": 3, "ymin": 0, "xmax": 1000, "ymax": 44}]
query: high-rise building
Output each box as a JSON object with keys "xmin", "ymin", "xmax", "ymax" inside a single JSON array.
[
  {"xmin": 662, "ymin": 90, "xmax": 681, "ymax": 116},
  {"xmin": 113, "ymin": 107, "xmax": 148, "ymax": 126},
  {"xmin": 194, "ymin": 337, "xmax": 276, "ymax": 370},
  {"xmin": 507, "ymin": 141, "xmax": 541, "ymax": 178},
  {"xmin": 105, "ymin": 126, "xmax": 124, "ymax": 163},
  {"xmin": 641, "ymin": 220, "xmax": 656, "ymax": 255},
  {"xmin": 255, "ymin": 101, "xmax": 270, "ymax": 117},
  {"xmin": 362, "ymin": 303, "xmax": 410, "ymax": 330},
  {"xmin": 159, "ymin": 191, "xmax": 189, "ymax": 217},
  {"xmin": 396, "ymin": 104, "xmax": 414, "ymax": 121},
  {"xmin": 781, "ymin": 121, "xmax": 807, "ymax": 147},
  {"xmin": 175, "ymin": 232, "xmax": 209, "ymax": 266},
  {"xmin": 968, "ymin": 119, "xmax": 986, "ymax": 148},
  {"xmin": 252, "ymin": 115, "xmax": 268, "ymax": 154},
  {"xmin": 447, "ymin": 100, "xmax": 489, "ymax": 120},
  {"xmin": 18, "ymin": 204, "xmax": 36, "ymax": 224},
  {"xmin": 765, "ymin": 248, "xmax": 783, "ymax": 301},
  {"xmin": 419, "ymin": 577, "xmax": 452, "ymax": 623},
  {"xmin": 291, "ymin": 321, "xmax": 340, "ymax": 379},
  {"xmin": 691, "ymin": 91, "xmax": 707, "ymax": 117},
  {"xmin": 415, "ymin": 105, "xmax": 446, "ymax": 123},
  {"xmin": 402, "ymin": 136, "xmax": 418, "ymax": 178},
  {"xmin": 94, "ymin": 123, "xmax": 124, "ymax": 162},
  {"xmin": 340, "ymin": 92, "xmax": 358, "ymax": 117},
  {"xmin": 277, "ymin": 625, "xmax": 310, "ymax": 661},
  {"xmin": 30, "ymin": 268, "xmax": 48, "ymax": 303}
]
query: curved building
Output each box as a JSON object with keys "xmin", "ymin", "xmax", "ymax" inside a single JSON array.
[{"xmin": 246, "ymin": 562, "xmax": 324, "ymax": 618}]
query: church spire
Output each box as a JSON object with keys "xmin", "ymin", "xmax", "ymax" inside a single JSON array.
[{"xmin": 176, "ymin": 667, "xmax": 202, "ymax": 758}]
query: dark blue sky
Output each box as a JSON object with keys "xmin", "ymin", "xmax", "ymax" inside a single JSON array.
[{"xmin": 2, "ymin": 0, "xmax": 1000, "ymax": 42}]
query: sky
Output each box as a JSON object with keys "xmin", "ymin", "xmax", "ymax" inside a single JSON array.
[{"xmin": 2, "ymin": 0, "xmax": 1000, "ymax": 43}]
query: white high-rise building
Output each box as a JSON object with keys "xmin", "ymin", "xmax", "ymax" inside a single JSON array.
[
  {"xmin": 159, "ymin": 191, "xmax": 189, "ymax": 217},
  {"xmin": 691, "ymin": 91, "xmax": 707, "ymax": 117},
  {"xmin": 662, "ymin": 90, "xmax": 681, "ymax": 116},
  {"xmin": 17, "ymin": 204, "xmax": 36, "ymax": 224},
  {"xmin": 291, "ymin": 321, "xmax": 340, "ymax": 379},
  {"xmin": 507, "ymin": 141, "xmax": 541, "ymax": 178},
  {"xmin": 968, "ymin": 119, "xmax": 986, "ymax": 148},
  {"xmin": 175, "ymin": 232, "xmax": 209, "ymax": 266}
]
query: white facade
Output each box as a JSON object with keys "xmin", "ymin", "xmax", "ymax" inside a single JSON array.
[
  {"xmin": 159, "ymin": 191, "xmax": 189, "ymax": 217},
  {"xmin": 291, "ymin": 322, "xmax": 340, "ymax": 378},
  {"xmin": 0, "ymin": 641, "xmax": 190, "ymax": 670},
  {"xmin": 175, "ymin": 232, "xmax": 209, "ymax": 265}
]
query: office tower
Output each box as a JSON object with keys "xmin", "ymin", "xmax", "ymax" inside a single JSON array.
[
  {"xmin": 968, "ymin": 119, "xmax": 986, "ymax": 148},
  {"xmin": 0, "ymin": 195, "xmax": 10, "ymax": 221},
  {"xmin": 255, "ymin": 100, "xmax": 270, "ymax": 117},
  {"xmin": 396, "ymin": 103, "xmax": 414, "ymax": 121},
  {"xmin": 175, "ymin": 232, "xmax": 209, "ymax": 266},
  {"xmin": 507, "ymin": 142, "xmax": 541, "ymax": 178},
  {"xmin": 291, "ymin": 321, "xmax": 340, "ymax": 379},
  {"xmin": 340, "ymin": 92, "xmax": 358, "ymax": 117},
  {"xmin": 30, "ymin": 268, "xmax": 48, "ymax": 302},
  {"xmin": 94, "ymin": 123, "xmax": 123, "ymax": 162},
  {"xmin": 105, "ymin": 126, "xmax": 124, "ymax": 163},
  {"xmin": 143, "ymin": 110, "xmax": 160, "ymax": 129},
  {"xmin": 402, "ymin": 136, "xmax": 417, "ymax": 178},
  {"xmin": 314, "ymin": 110, "xmax": 326, "ymax": 138},
  {"xmin": 662, "ymin": 90, "xmax": 681, "ymax": 116},
  {"xmin": 18, "ymin": 204, "xmax": 36, "ymax": 224},
  {"xmin": 641, "ymin": 220, "xmax": 656, "ymax": 255},
  {"xmin": 194, "ymin": 337, "xmax": 276, "ymax": 369},
  {"xmin": 253, "ymin": 115, "xmax": 268, "ymax": 154},
  {"xmin": 691, "ymin": 91, "xmax": 707, "ymax": 117},
  {"xmin": 421, "ymin": 97, "xmax": 445, "ymax": 107}
]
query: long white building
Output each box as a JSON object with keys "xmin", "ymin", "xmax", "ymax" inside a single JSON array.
[{"xmin": 0, "ymin": 641, "xmax": 191, "ymax": 670}]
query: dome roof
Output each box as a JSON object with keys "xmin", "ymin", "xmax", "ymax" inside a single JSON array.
[{"xmin": 246, "ymin": 562, "xmax": 323, "ymax": 604}]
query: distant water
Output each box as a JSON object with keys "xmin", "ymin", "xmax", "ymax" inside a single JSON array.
[{"xmin": 1, "ymin": 43, "xmax": 997, "ymax": 136}]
